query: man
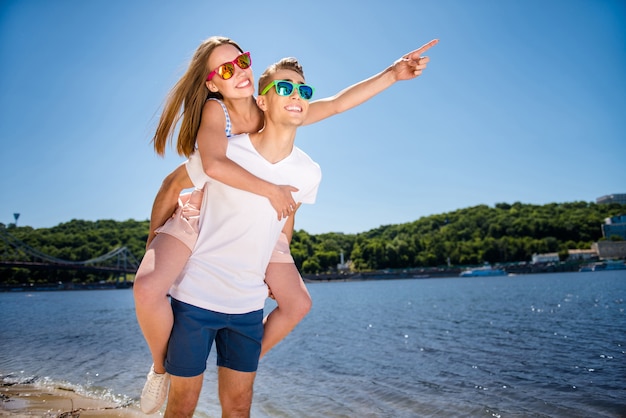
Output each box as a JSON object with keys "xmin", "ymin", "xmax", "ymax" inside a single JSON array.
[{"xmin": 163, "ymin": 57, "xmax": 321, "ymax": 417}]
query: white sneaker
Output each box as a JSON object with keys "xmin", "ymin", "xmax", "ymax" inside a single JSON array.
[{"xmin": 140, "ymin": 364, "xmax": 170, "ymax": 414}]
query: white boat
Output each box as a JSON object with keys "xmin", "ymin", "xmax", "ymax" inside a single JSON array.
[{"xmin": 460, "ymin": 264, "xmax": 507, "ymax": 277}]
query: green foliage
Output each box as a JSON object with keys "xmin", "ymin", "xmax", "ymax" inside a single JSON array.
[
  {"xmin": 290, "ymin": 201, "xmax": 624, "ymax": 272},
  {"xmin": 1, "ymin": 219, "xmax": 149, "ymax": 284},
  {"xmin": 1, "ymin": 201, "xmax": 625, "ymax": 283}
]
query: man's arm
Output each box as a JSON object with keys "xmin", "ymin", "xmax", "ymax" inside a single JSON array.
[{"xmin": 305, "ymin": 39, "xmax": 438, "ymax": 124}]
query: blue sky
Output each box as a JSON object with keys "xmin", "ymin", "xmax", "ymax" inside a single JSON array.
[{"xmin": 1, "ymin": 0, "xmax": 624, "ymax": 235}]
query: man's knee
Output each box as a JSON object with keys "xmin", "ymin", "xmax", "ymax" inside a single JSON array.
[
  {"xmin": 221, "ymin": 391, "xmax": 253, "ymax": 418},
  {"xmin": 165, "ymin": 375, "xmax": 203, "ymax": 418},
  {"xmin": 218, "ymin": 368, "xmax": 255, "ymax": 417}
]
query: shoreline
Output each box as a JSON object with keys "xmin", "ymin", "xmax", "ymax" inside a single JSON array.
[
  {"xmin": 1, "ymin": 261, "xmax": 595, "ymax": 292},
  {"xmin": 1, "ymin": 383, "xmax": 145, "ymax": 417}
]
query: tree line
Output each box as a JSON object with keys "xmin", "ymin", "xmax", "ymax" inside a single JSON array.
[
  {"xmin": 1, "ymin": 201, "xmax": 624, "ymax": 284},
  {"xmin": 291, "ymin": 201, "xmax": 625, "ymax": 272}
]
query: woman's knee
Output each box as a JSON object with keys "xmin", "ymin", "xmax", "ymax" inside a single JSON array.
[
  {"xmin": 289, "ymin": 290, "xmax": 312, "ymax": 320},
  {"xmin": 133, "ymin": 269, "xmax": 166, "ymax": 304},
  {"xmin": 302, "ymin": 290, "xmax": 313, "ymax": 313}
]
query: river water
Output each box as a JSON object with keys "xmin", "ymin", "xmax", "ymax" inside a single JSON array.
[{"xmin": 1, "ymin": 271, "xmax": 625, "ymax": 417}]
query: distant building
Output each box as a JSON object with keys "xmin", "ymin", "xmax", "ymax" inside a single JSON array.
[
  {"xmin": 602, "ymin": 214, "xmax": 626, "ymax": 240},
  {"xmin": 596, "ymin": 194, "xmax": 626, "ymax": 205},
  {"xmin": 592, "ymin": 241, "xmax": 626, "ymax": 259},
  {"xmin": 337, "ymin": 251, "xmax": 351, "ymax": 272},
  {"xmin": 567, "ymin": 249, "xmax": 597, "ymax": 261},
  {"xmin": 532, "ymin": 253, "xmax": 560, "ymax": 263}
]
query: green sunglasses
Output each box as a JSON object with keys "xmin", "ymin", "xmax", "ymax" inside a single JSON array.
[{"xmin": 260, "ymin": 80, "xmax": 315, "ymax": 100}]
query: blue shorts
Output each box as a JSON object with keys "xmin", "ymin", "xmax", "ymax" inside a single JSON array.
[{"xmin": 165, "ymin": 298, "xmax": 264, "ymax": 377}]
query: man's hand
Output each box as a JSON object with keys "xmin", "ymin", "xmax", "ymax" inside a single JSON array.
[{"xmin": 392, "ymin": 39, "xmax": 439, "ymax": 81}]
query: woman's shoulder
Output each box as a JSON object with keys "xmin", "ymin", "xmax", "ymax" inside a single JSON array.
[
  {"xmin": 203, "ymin": 98, "xmax": 226, "ymax": 112},
  {"xmin": 201, "ymin": 98, "xmax": 228, "ymax": 123}
]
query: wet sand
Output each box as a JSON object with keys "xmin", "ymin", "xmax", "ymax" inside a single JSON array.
[{"xmin": 0, "ymin": 383, "xmax": 146, "ymax": 417}]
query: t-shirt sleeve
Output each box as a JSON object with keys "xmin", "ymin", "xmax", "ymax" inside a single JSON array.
[
  {"xmin": 297, "ymin": 164, "xmax": 322, "ymax": 205},
  {"xmin": 185, "ymin": 151, "xmax": 211, "ymax": 188}
]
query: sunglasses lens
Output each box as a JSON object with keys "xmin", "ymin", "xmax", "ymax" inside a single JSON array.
[
  {"xmin": 275, "ymin": 81, "xmax": 294, "ymax": 96},
  {"xmin": 236, "ymin": 53, "xmax": 251, "ymax": 69},
  {"xmin": 298, "ymin": 85, "xmax": 313, "ymax": 100},
  {"xmin": 210, "ymin": 53, "xmax": 251, "ymax": 81},
  {"xmin": 218, "ymin": 63, "xmax": 235, "ymax": 80}
]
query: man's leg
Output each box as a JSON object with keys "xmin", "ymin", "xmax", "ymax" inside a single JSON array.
[
  {"xmin": 218, "ymin": 367, "xmax": 256, "ymax": 418},
  {"xmin": 214, "ymin": 310, "xmax": 263, "ymax": 417},
  {"xmin": 165, "ymin": 299, "xmax": 217, "ymax": 417},
  {"xmin": 164, "ymin": 374, "xmax": 203, "ymax": 418}
]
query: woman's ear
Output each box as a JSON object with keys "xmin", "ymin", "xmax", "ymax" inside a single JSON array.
[{"xmin": 206, "ymin": 80, "xmax": 219, "ymax": 93}]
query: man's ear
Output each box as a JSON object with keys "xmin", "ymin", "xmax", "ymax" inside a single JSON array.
[
  {"xmin": 256, "ymin": 95, "xmax": 268, "ymax": 112},
  {"xmin": 206, "ymin": 80, "xmax": 219, "ymax": 93}
]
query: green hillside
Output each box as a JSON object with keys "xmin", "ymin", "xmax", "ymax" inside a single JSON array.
[{"xmin": 1, "ymin": 201, "xmax": 624, "ymax": 284}]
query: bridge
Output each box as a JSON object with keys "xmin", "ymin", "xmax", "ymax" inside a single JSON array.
[{"xmin": 0, "ymin": 227, "xmax": 140, "ymax": 288}]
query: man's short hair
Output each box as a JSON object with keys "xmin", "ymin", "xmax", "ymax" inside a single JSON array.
[{"xmin": 258, "ymin": 57, "xmax": 305, "ymax": 95}]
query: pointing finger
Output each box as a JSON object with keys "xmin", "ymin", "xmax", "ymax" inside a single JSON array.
[{"xmin": 406, "ymin": 39, "xmax": 439, "ymax": 60}]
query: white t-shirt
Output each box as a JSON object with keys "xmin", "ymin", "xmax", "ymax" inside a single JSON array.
[
  {"xmin": 185, "ymin": 151, "xmax": 210, "ymax": 189},
  {"xmin": 169, "ymin": 133, "xmax": 322, "ymax": 314}
]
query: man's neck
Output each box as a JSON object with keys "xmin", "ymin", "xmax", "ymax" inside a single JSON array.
[{"xmin": 249, "ymin": 124, "xmax": 298, "ymax": 164}]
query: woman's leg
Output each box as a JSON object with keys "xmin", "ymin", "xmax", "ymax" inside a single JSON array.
[
  {"xmin": 134, "ymin": 233, "xmax": 191, "ymax": 373},
  {"xmin": 260, "ymin": 262, "xmax": 312, "ymax": 359},
  {"xmin": 135, "ymin": 188, "xmax": 202, "ymax": 374}
]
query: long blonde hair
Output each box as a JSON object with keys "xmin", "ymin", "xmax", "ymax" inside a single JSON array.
[{"xmin": 152, "ymin": 36, "xmax": 244, "ymax": 157}]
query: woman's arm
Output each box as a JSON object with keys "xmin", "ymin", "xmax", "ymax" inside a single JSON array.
[
  {"xmin": 146, "ymin": 163, "xmax": 194, "ymax": 248},
  {"xmin": 196, "ymin": 100, "xmax": 297, "ymax": 220},
  {"xmin": 305, "ymin": 39, "xmax": 438, "ymax": 125}
]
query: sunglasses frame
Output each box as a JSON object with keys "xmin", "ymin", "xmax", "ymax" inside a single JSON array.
[
  {"xmin": 206, "ymin": 52, "xmax": 251, "ymax": 81},
  {"xmin": 260, "ymin": 80, "xmax": 315, "ymax": 100}
]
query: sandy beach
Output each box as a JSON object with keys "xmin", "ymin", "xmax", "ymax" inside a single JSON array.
[{"xmin": 0, "ymin": 383, "xmax": 146, "ymax": 417}]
